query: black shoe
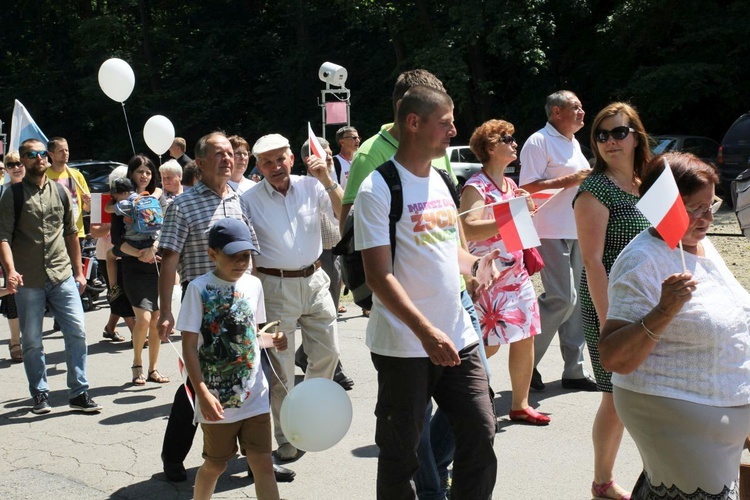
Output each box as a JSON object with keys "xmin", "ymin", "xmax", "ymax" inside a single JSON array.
[
  {"xmin": 247, "ymin": 464, "xmax": 296, "ymax": 483},
  {"xmin": 68, "ymin": 391, "xmax": 103, "ymax": 412},
  {"xmin": 334, "ymin": 374, "xmax": 355, "ymax": 391},
  {"xmin": 561, "ymin": 374, "xmax": 598, "ymax": 392},
  {"xmin": 32, "ymin": 393, "xmax": 52, "ymax": 415},
  {"xmin": 530, "ymin": 368, "xmax": 545, "ymax": 391},
  {"xmin": 163, "ymin": 461, "xmax": 187, "ymax": 482}
]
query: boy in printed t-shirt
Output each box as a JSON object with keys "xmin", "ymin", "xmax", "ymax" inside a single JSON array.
[{"xmin": 178, "ymin": 218, "xmax": 287, "ymax": 500}]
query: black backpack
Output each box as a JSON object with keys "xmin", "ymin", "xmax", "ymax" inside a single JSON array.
[
  {"xmin": 731, "ymin": 167, "xmax": 750, "ymax": 238},
  {"xmin": 332, "ymin": 160, "xmax": 460, "ymax": 309}
]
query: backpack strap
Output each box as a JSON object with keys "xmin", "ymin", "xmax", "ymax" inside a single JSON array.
[
  {"xmin": 432, "ymin": 166, "xmax": 460, "ymax": 207},
  {"xmin": 333, "ymin": 156, "xmax": 342, "ymax": 184},
  {"xmin": 375, "ymin": 160, "xmax": 402, "ymax": 264}
]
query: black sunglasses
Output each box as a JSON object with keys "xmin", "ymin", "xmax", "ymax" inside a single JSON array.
[
  {"xmin": 500, "ymin": 135, "xmax": 516, "ymax": 144},
  {"xmin": 23, "ymin": 150, "xmax": 48, "ymax": 159},
  {"xmin": 594, "ymin": 126, "xmax": 635, "ymax": 143},
  {"xmin": 5, "ymin": 162, "xmax": 22, "ymax": 168}
]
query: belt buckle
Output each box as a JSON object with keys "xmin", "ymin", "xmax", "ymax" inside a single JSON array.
[{"xmin": 279, "ymin": 269, "xmax": 285, "ymax": 278}]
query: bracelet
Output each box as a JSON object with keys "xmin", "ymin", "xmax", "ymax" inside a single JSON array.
[
  {"xmin": 471, "ymin": 258, "xmax": 480, "ymax": 278},
  {"xmin": 324, "ymin": 182, "xmax": 338, "ymax": 192},
  {"xmin": 640, "ymin": 317, "xmax": 660, "ymax": 342}
]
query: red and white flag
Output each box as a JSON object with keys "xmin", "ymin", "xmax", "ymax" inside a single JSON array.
[
  {"xmin": 493, "ymin": 197, "xmax": 541, "ymax": 252},
  {"xmin": 177, "ymin": 353, "xmax": 195, "ymax": 411},
  {"xmin": 307, "ymin": 123, "xmax": 327, "ymax": 160},
  {"xmin": 530, "ymin": 188, "xmax": 563, "ymax": 212},
  {"xmin": 82, "ymin": 257, "xmax": 95, "ymax": 280},
  {"xmin": 90, "ymin": 193, "xmax": 112, "ymax": 224},
  {"xmin": 636, "ymin": 158, "xmax": 689, "ymax": 249}
]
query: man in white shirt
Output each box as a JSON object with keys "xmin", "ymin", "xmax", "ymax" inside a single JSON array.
[
  {"xmin": 519, "ymin": 90, "xmax": 595, "ymax": 392},
  {"xmin": 354, "ymin": 85, "xmax": 498, "ymax": 499},
  {"xmin": 333, "ymin": 126, "xmax": 359, "ymax": 189},
  {"xmin": 242, "ymin": 134, "xmax": 342, "ymax": 462}
]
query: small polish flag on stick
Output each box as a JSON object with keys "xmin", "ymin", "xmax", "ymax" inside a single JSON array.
[
  {"xmin": 636, "ymin": 157, "xmax": 690, "ymax": 271},
  {"xmin": 307, "ymin": 122, "xmax": 327, "ymax": 160},
  {"xmin": 90, "ymin": 193, "xmax": 111, "ymax": 224},
  {"xmin": 530, "ymin": 188, "xmax": 563, "ymax": 213},
  {"xmin": 168, "ymin": 339, "xmax": 195, "ymax": 411},
  {"xmin": 492, "ymin": 197, "xmax": 541, "ymax": 252},
  {"xmin": 82, "ymin": 257, "xmax": 95, "ymax": 280}
]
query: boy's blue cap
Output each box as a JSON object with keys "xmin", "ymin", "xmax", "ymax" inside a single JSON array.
[{"xmin": 208, "ymin": 218, "xmax": 254, "ymax": 255}]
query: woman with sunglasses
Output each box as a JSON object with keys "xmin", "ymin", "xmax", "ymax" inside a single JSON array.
[
  {"xmin": 459, "ymin": 119, "xmax": 549, "ymax": 425},
  {"xmin": 1, "ymin": 152, "xmax": 25, "ymax": 362},
  {"xmin": 572, "ymin": 102, "xmax": 651, "ymax": 500},
  {"xmin": 599, "ymin": 152, "xmax": 750, "ymax": 499}
]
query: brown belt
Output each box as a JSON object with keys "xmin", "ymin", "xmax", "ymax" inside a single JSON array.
[{"xmin": 257, "ymin": 260, "xmax": 321, "ymax": 278}]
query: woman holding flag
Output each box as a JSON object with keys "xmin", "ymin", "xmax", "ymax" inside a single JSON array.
[
  {"xmin": 599, "ymin": 152, "xmax": 750, "ymax": 499},
  {"xmin": 459, "ymin": 119, "xmax": 549, "ymax": 425},
  {"xmin": 572, "ymin": 102, "xmax": 651, "ymax": 500}
]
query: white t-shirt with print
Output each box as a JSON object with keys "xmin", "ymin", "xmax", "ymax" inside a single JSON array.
[
  {"xmin": 177, "ymin": 272, "xmax": 269, "ymax": 424},
  {"xmin": 353, "ymin": 158, "xmax": 476, "ymax": 358},
  {"xmin": 334, "ymin": 154, "xmax": 352, "ymax": 189}
]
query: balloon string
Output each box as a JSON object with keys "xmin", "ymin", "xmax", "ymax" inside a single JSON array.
[
  {"xmin": 121, "ymin": 102, "xmax": 136, "ymax": 156},
  {"xmin": 258, "ymin": 321, "xmax": 291, "ymax": 396}
]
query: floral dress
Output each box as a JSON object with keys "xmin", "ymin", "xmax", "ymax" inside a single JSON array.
[{"xmin": 464, "ymin": 171, "xmax": 541, "ymax": 346}]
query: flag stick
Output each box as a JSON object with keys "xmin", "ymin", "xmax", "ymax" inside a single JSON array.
[
  {"xmin": 457, "ymin": 198, "xmax": 511, "ymax": 217},
  {"xmin": 678, "ymin": 240, "xmax": 687, "ymax": 273},
  {"xmin": 121, "ymin": 102, "xmax": 136, "ymax": 156},
  {"xmin": 167, "ymin": 338, "xmax": 195, "ymax": 411}
]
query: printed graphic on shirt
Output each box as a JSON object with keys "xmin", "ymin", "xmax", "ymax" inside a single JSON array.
[
  {"xmin": 407, "ymin": 197, "xmax": 458, "ymax": 246},
  {"xmin": 198, "ymin": 283, "xmax": 259, "ymax": 409}
]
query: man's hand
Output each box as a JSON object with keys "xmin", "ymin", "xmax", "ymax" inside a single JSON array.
[
  {"xmin": 306, "ymin": 156, "xmax": 334, "ymax": 186},
  {"xmin": 419, "ymin": 326, "xmax": 460, "ymax": 367},
  {"xmin": 158, "ymin": 310, "xmax": 175, "ymax": 341},
  {"xmin": 474, "ymin": 249, "xmax": 501, "ymax": 295},
  {"xmin": 568, "ymin": 169, "xmax": 591, "ymax": 186},
  {"xmin": 272, "ymin": 331, "xmax": 288, "ymax": 351},
  {"xmin": 74, "ymin": 273, "xmax": 87, "ymax": 295},
  {"xmin": 5, "ymin": 270, "xmax": 23, "ymax": 293},
  {"xmin": 464, "ymin": 276, "xmax": 482, "ymax": 301}
]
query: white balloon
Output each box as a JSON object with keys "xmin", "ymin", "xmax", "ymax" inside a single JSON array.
[
  {"xmin": 98, "ymin": 58, "xmax": 135, "ymax": 103},
  {"xmin": 280, "ymin": 378, "xmax": 353, "ymax": 452},
  {"xmin": 143, "ymin": 115, "xmax": 175, "ymax": 156}
]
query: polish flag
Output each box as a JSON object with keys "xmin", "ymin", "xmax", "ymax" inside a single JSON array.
[
  {"xmin": 530, "ymin": 188, "xmax": 563, "ymax": 211},
  {"xmin": 177, "ymin": 355, "xmax": 195, "ymax": 411},
  {"xmin": 493, "ymin": 197, "xmax": 541, "ymax": 252},
  {"xmin": 82, "ymin": 257, "xmax": 95, "ymax": 280},
  {"xmin": 307, "ymin": 123, "xmax": 327, "ymax": 160},
  {"xmin": 636, "ymin": 158, "xmax": 689, "ymax": 249},
  {"xmin": 90, "ymin": 193, "xmax": 112, "ymax": 224}
]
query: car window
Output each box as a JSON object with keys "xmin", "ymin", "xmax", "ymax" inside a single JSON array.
[
  {"xmin": 692, "ymin": 138, "xmax": 719, "ymax": 158},
  {"xmin": 652, "ymin": 138, "xmax": 676, "ymax": 154},
  {"xmin": 450, "ymin": 150, "xmax": 460, "ymax": 163},
  {"xmin": 723, "ymin": 115, "xmax": 750, "ymax": 144},
  {"xmin": 461, "ymin": 148, "xmax": 480, "ymax": 163}
]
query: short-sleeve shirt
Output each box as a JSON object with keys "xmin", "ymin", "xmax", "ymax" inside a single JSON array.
[
  {"xmin": 158, "ymin": 181, "xmax": 259, "ymax": 283},
  {"xmin": 519, "ymin": 122, "xmax": 590, "ymax": 239},
  {"xmin": 607, "ymin": 230, "xmax": 750, "ymax": 406},
  {"xmin": 354, "ymin": 159, "xmax": 475, "ymax": 358},
  {"xmin": 0, "ymin": 177, "xmax": 78, "ymax": 287},
  {"xmin": 242, "ymin": 176, "xmax": 333, "ymax": 270},
  {"xmin": 177, "ymin": 272, "xmax": 268, "ymax": 424},
  {"xmin": 334, "ymin": 154, "xmax": 352, "ymax": 189},
  {"xmin": 46, "ymin": 167, "xmax": 90, "ymax": 238}
]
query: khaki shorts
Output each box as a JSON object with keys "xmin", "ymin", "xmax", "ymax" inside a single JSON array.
[{"xmin": 201, "ymin": 413, "xmax": 272, "ymax": 464}]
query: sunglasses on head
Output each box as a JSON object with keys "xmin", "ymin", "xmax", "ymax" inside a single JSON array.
[
  {"xmin": 24, "ymin": 150, "xmax": 48, "ymax": 159},
  {"xmin": 5, "ymin": 162, "xmax": 22, "ymax": 168},
  {"xmin": 500, "ymin": 135, "xmax": 516, "ymax": 144},
  {"xmin": 594, "ymin": 126, "xmax": 635, "ymax": 143}
]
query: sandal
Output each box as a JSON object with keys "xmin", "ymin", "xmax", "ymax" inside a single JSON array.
[
  {"xmin": 591, "ymin": 480, "xmax": 631, "ymax": 500},
  {"xmin": 147, "ymin": 370, "xmax": 170, "ymax": 384},
  {"xmin": 9, "ymin": 343, "xmax": 22, "ymax": 363},
  {"xmin": 338, "ymin": 305, "xmax": 347, "ymax": 314},
  {"xmin": 102, "ymin": 326, "xmax": 125, "ymax": 342},
  {"xmin": 509, "ymin": 406, "xmax": 551, "ymax": 426},
  {"xmin": 131, "ymin": 365, "xmax": 146, "ymax": 386}
]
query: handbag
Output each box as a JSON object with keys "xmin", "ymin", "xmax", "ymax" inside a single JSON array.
[{"xmin": 522, "ymin": 247, "xmax": 545, "ymax": 276}]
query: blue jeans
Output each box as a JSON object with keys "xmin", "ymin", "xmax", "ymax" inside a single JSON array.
[
  {"xmin": 414, "ymin": 290, "xmax": 492, "ymax": 500},
  {"xmin": 16, "ymin": 275, "xmax": 89, "ymax": 398}
]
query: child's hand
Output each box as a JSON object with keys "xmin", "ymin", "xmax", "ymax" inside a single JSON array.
[
  {"xmin": 273, "ymin": 331, "xmax": 288, "ymax": 351},
  {"xmin": 198, "ymin": 392, "xmax": 225, "ymax": 422}
]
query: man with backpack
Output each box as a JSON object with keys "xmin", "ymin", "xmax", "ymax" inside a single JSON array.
[
  {"xmin": 333, "ymin": 125, "xmax": 360, "ymax": 190},
  {"xmin": 0, "ymin": 139, "xmax": 102, "ymax": 415},
  {"xmin": 354, "ymin": 86, "xmax": 497, "ymax": 499}
]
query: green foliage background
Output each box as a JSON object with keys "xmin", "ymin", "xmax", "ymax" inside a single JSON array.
[{"xmin": 0, "ymin": 0, "xmax": 747, "ymax": 163}]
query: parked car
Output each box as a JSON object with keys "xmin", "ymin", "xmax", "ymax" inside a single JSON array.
[
  {"xmin": 68, "ymin": 159, "xmax": 125, "ymax": 193},
  {"xmin": 650, "ymin": 135, "xmax": 720, "ymax": 165},
  {"xmin": 447, "ymin": 145, "xmax": 520, "ymax": 187},
  {"xmin": 717, "ymin": 112, "xmax": 750, "ymax": 202}
]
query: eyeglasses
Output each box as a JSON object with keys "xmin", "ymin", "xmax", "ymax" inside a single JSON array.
[
  {"xmin": 5, "ymin": 162, "xmax": 22, "ymax": 168},
  {"xmin": 594, "ymin": 126, "xmax": 635, "ymax": 143},
  {"xmin": 343, "ymin": 136, "xmax": 360, "ymax": 141},
  {"xmin": 685, "ymin": 198, "xmax": 722, "ymax": 218},
  {"xmin": 500, "ymin": 135, "xmax": 516, "ymax": 144},
  {"xmin": 233, "ymin": 151, "xmax": 249, "ymax": 158},
  {"xmin": 23, "ymin": 150, "xmax": 48, "ymax": 159}
]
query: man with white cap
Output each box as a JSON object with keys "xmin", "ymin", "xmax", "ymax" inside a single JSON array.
[{"xmin": 242, "ymin": 133, "xmax": 342, "ymax": 461}]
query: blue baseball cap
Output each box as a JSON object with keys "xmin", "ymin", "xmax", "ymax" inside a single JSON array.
[{"xmin": 208, "ymin": 219, "xmax": 255, "ymax": 255}]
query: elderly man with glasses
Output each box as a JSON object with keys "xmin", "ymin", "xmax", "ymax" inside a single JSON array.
[{"xmin": 333, "ymin": 126, "xmax": 360, "ymax": 190}]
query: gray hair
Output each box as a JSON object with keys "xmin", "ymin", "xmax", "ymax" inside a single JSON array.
[
  {"xmin": 159, "ymin": 159, "xmax": 183, "ymax": 177},
  {"xmin": 544, "ymin": 90, "xmax": 577, "ymax": 120},
  {"xmin": 300, "ymin": 137, "xmax": 330, "ymax": 159},
  {"xmin": 195, "ymin": 131, "xmax": 228, "ymax": 158},
  {"xmin": 108, "ymin": 165, "xmax": 129, "ymax": 188}
]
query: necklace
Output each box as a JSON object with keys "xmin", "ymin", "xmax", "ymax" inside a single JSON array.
[
  {"xmin": 606, "ymin": 170, "xmax": 639, "ymax": 196},
  {"xmin": 481, "ymin": 167, "xmax": 507, "ymax": 193}
]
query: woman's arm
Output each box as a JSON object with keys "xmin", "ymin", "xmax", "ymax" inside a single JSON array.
[
  {"xmin": 459, "ymin": 184, "xmax": 500, "ymax": 242},
  {"xmin": 574, "ymin": 191, "xmax": 610, "ymax": 323},
  {"xmin": 89, "ymin": 223, "xmax": 111, "ymax": 239},
  {"xmin": 599, "ymin": 272, "xmax": 696, "ymax": 373}
]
